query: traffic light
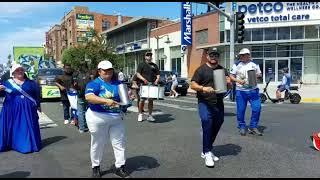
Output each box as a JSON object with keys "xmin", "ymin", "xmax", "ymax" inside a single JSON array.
[{"xmin": 235, "ymin": 12, "xmax": 245, "ymax": 43}]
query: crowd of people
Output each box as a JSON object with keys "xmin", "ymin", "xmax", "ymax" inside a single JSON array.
[{"xmin": 0, "ymin": 48, "xmax": 318, "ymax": 177}]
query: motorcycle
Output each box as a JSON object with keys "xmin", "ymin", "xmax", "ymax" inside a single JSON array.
[{"xmin": 260, "ymin": 77, "xmax": 301, "ymax": 104}]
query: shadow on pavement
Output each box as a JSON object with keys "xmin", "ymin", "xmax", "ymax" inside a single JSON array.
[
  {"xmin": 101, "ymin": 155, "xmax": 160, "ymax": 176},
  {"xmin": 0, "ymin": 171, "xmax": 30, "ymax": 178},
  {"xmin": 224, "ymin": 112, "xmax": 236, "ymax": 116},
  {"xmin": 152, "ymin": 114, "xmax": 175, "ymax": 123},
  {"xmin": 258, "ymin": 126, "xmax": 267, "ymax": 133},
  {"xmin": 213, "ymin": 144, "xmax": 242, "ymax": 157},
  {"xmin": 42, "ymin": 136, "xmax": 67, "ymax": 148}
]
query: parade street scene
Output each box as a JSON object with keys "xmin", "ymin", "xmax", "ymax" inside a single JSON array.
[{"xmin": 0, "ymin": 2, "xmax": 320, "ymax": 178}]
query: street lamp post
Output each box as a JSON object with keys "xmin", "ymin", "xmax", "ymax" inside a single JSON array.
[{"xmin": 155, "ymin": 35, "xmax": 171, "ymax": 68}]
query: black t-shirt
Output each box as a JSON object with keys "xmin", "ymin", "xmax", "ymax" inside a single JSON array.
[
  {"xmin": 73, "ymin": 71, "xmax": 91, "ymax": 98},
  {"xmin": 136, "ymin": 61, "xmax": 160, "ymax": 84},
  {"xmin": 191, "ymin": 63, "xmax": 228, "ymax": 105},
  {"xmin": 55, "ymin": 73, "xmax": 73, "ymax": 100}
]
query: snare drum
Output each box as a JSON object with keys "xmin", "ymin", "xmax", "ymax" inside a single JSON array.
[{"xmin": 140, "ymin": 85, "xmax": 165, "ymax": 100}]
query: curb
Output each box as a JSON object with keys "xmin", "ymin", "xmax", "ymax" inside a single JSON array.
[{"xmin": 301, "ymin": 98, "xmax": 320, "ymax": 103}]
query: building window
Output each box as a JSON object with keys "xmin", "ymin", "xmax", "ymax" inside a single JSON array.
[
  {"xmin": 264, "ymin": 45, "xmax": 276, "ymax": 57},
  {"xmin": 264, "ymin": 28, "xmax": 277, "ymax": 41},
  {"xmin": 124, "ymin": 29, "xmax": 134, "ymax": 43},
  {"xmin": 196, "ymin": 29, "xmax": 208, "ymax": 45},
  {"xmin": 155, "ymin": 48, "xmax": 164, "ymax": 70},
  {"xmin": 291, "ymin": 26, "xmax": 304, "ymax": 39},
  {"xmin": 102, "ymin": 20, "xmax": 111, "ymax": 31},
  {"xmin": 278, "ymin": 27, "xmax": 290, "ymax": 40},
  {"xmin": 135, "ymin": 23, "xmax": 147, "ymax": 41},
  {"xmin": 68, "ymin": 19, "xmax": 71, "ymax": 26},
  {"xmin": 305, "ymin": 25, "xmax": 319, "ymax": 39},
  {"xmin": 291, "ymin": 44, "xmax": 303, "ymax": 57},
  {"xmin": 170, "ymin": 46, "xmax": 181, "ymax": 76},
  {"xmin": 251, "ymin": 46, "xmax": 263, "ymax": 58},
  {"xmin": 220, "ymin": 31, "xmax": 224, "ymax": 43},
  {"xmin": 69, "ymin": 30, "xmax": 72, "ymax": 38},
  {"xmin": 277, "ymin": 45, "xmax": 290, "ymax": 57},
  {"xmin": 244, "ymin": 29, "xmax": 252, "ymax": 42},
  {"xmin": 251, "ymin": 29, "xmax": 263, "ymax": 41}
]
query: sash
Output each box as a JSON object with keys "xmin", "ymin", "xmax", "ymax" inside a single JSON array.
[{"xmin": 8, "ymin": 79, "xmax": 37, "ymax": 106}]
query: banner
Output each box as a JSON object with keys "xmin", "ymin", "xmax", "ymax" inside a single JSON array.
[
  {"xmin": 13, "ymin": 47, "xmax": 44, "ymax": 80},
  {"xmin": 76, "ymin": 13, "xmax": 94, "ymax": 31},
  {"xmin": 181, "ymin": 2, "xmax": 192, "ymax": 46}
]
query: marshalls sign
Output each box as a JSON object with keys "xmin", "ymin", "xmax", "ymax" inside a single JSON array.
[{"xmin": 181, "ymin": 2, "xmax": 192, "ymax": 53}]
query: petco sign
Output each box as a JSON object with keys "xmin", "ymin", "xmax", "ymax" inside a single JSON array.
[{"xmin": 236, "ymin": 2, "xmax": 320, "ymax": 25}]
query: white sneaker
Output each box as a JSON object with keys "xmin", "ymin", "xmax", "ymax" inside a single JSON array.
[
  {"xmin": 138, "ymin": 113, "xmax": 144, "ymax": 122},
  {"xmin": 201, "ymin": 152, "xmax": 219, "ymax": 161},
  {"xmin": 64, "ymin": 120, "xmax": 69, "ymax": 124},
  {"xmin": 147, "ymin": 115, "xmax": 155, "ymax": 122},
  {"xmin": 201, "ymin": 152, "xmax": 214, "ymax": 167}
]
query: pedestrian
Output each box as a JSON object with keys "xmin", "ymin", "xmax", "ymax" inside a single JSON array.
[
  {"xmin": 190, "ymin": 48, "xmax": 231, "ymax": 168},
  {"xmin": 276, "ymin": 67, "xmax": 291, "ymax": 104},
  {"xmin": 130, "ymin": 73, "xmax": 141, "ymax": 106},
  {"xmin": 55, "ymin": 63, "xmax": 74, "ymax": 125},
  {"xmin": 136, "ymin": 51, "xmax": 160, "ymax": 122},
  {"xmin": 0, "ymin": 64, "xmax": 42, "ymax": 154},
  {"xmin": 118, "ymin": 68, "xmax": 125, "ymax": 82},
  {"xmin": 229, "ymin": 48, "xmax": 263, "ymax": 136},
  {"xmin": 85, "ymin": 60, "xmax": 130, "ymax": 178},
  {"xmin": 170, "ymin": 72, "xmax": 179, "ymax": 98},
  {"xmin": 73, "ymin": 62, "xmax": 91, "ymax": 133}
]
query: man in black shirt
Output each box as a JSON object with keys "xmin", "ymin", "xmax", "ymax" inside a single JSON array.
[
  {"xmin": 73, "ymin": 62, "xmax": 91, "ymax": 133},
  {"xmin": 136, "ymin": 52, "xmax": 160, "ymax": 122},
  {"xmin": 55, "ymin": 64, "xmax": 74, "ymax": 125},
  {"xmin": 191, "ymin": 48, "xmax": 231, "ymax": 168}
]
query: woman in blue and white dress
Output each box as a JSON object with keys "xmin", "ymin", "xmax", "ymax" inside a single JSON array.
[{"xmin": 0, "ymin": 64, "xmax": 41, "ymax": 154}]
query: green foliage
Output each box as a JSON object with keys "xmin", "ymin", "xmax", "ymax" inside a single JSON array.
[{"xmin": 61, "ymin": 28, "xmax": 124, "ymax": 73}]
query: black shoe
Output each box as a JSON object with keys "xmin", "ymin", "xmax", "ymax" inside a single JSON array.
[
  {"xmin": 92, "ymin": 166, "xmax": 101, "ymax": 178},
  {"xmin": 114, "ymin": 165, "xmax": 130, "ymax": 178},
  {"xmin": 239, "ymin": 128, "xmax": 246, "ymax": 136},
  {"xmin": 248, "ymin": 128, "xmax": 263, "ymax": 136}
]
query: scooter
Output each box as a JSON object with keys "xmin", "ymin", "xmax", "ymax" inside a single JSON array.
[{"xmin": 260, "ymin": 77, "xmax": 301, "ymax": 104}]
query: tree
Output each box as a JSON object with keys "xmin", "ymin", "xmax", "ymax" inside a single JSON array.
[{"xmin": 62, "ymin": 29, "xmax": 124, "ymax": 73}]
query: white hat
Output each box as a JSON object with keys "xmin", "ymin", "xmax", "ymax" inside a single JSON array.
[
  {"xmin": 97, "ymin": 60, "xmax": 113, "ymax": 70},
  {"xmin": 239, "ymin": 48, "xmax": 251, "ymax": 55},
  {"xmin": 10, "ymin": 63, "xmax": 25, "ymax": 75}
]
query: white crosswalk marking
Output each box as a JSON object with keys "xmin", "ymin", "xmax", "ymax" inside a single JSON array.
[{"xmin": 38, "ymin": 112, "xmax": 58, "ymax": 128}]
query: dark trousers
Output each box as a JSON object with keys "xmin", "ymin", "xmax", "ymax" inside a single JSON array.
[
  {"xmin": 62, "ymin": 100, "xmax": 71, "ymax": 120},
  {"xmin": 77, "ymin": 97, "xmax": 88, "ymax": 130},
  {"xmin": 198, "ymin": 101, "xmax": 224, "ymax": 153}
]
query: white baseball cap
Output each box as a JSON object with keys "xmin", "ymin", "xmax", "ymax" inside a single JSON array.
[
  {"xmin": 97, "ymin": 60, "xmax": 113, "ymax": 70},
  {"xmin": 239, "ymin": 48, "xmax": 251, "ymax": 55}
]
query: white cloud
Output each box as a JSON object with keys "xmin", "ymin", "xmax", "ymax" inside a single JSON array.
[
  {"xmin": 0, "ymin": 23, "xmax": 54, "ymax": 64},
  {"xmin": 0, "ymin": 2, "xmax": 65, "ymax": 19}
]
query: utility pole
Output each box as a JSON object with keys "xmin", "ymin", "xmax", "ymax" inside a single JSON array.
[{"xmin": 206, "ymin": 2, "xmax": 235, "ymax": 68}]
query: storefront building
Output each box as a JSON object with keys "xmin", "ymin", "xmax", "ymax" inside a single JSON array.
[{"xmin": 219, "ymin": 2, "xmax": 320, "ymax": 85}]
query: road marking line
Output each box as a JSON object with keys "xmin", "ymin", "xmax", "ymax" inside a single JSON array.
[{"xmin": 38, "ymin": 112, "xmax": 58, "ymax": 128}]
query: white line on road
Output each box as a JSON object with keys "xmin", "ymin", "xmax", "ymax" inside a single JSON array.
[{"xmin": 38, "ymin": 112, "xmax": 58, "ymax": 128}]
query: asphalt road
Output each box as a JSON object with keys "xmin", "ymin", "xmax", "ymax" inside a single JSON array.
[{"xmin": 0, "ymin": 96, "xmax": 320, "ymax": 178}]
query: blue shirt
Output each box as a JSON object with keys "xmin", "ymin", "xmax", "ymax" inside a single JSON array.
[{"xmin": 85, "ymin": 77, "xmax": 122, "ymax": 114}]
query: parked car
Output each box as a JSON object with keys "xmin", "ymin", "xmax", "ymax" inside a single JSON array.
[
  {"xmin": 159, "ymin": 71, "xmax": 189, "ymax": 96},
  {"xmin": 35, "ymin": 68, "xmax": 63, "ymax": 100}
]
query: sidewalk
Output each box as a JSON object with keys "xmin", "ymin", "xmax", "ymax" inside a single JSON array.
[{"xmin": 187, "ymin": 84, "xmax": 320, "ymax": 103}]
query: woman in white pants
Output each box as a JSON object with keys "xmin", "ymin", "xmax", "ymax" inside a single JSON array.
[{"xmin": 85, "ymin": 60, "xmax": 130, "ymax": 178}]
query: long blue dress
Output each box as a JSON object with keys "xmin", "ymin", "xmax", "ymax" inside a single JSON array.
[{"xmin": 0, "ymin": 79, "xmax": 42, "ymax": 154}]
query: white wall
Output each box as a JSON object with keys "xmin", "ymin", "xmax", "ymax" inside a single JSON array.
[{"xmin": 150, "ymin": 31, "xmax": 188, "ymax": 78}]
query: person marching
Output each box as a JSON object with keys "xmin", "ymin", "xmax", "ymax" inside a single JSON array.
[
  {"xmin": 229, "ymin": 48, "xmax": 263, "ymax": 136},
  {"xmin": 136, "ymin": 52, "xmax": 160, "ymax": 122},
  {"xmin": 191, "ymin": 48, "xmax": 231, "ymax": 168},
  {"xmin": 85, "ymin": 60, "xmax": 130, "ymax": 178},
  {"xmin": 0, "ymin": 64, "xmax": 42, "ymax": 154}
]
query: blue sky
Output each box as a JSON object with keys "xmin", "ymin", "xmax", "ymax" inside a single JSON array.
[{"xmin": 0, "ymin": 2, "xmax": 208, "ymax": 64}]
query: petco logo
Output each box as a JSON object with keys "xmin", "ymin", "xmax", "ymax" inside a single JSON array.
[{"xmin": 238, "ymin": 2, "xmax": 284, "ymax": 14}]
